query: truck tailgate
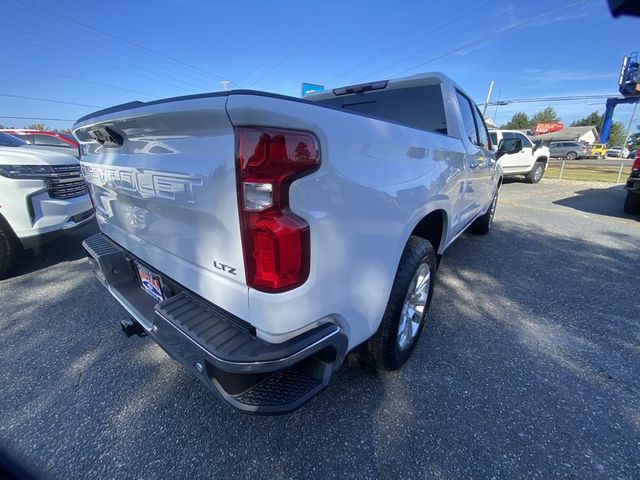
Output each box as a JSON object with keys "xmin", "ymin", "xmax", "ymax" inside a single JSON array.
[{"xmin": 74, "ymin": 95, "xmax": 250, "ymax": 319}]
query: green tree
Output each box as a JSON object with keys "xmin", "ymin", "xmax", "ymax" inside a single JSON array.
[
  {"xmin": 530, "ymin": 107, "xmax": 561, "ymax": 127},
  {"xmin": 27, "ymin": 123, "xmax": 47, "ymax": 131},
  {"xmin": 571, "ymin": 111, "xmax": 604, "ymax": 130},
  {"xmin": 608, "ymin": 122, "xmax": 626, "ymax": 147},
  {"xmin": 500, "ymin": 112, "xmax": 530, "ymax": 129}
]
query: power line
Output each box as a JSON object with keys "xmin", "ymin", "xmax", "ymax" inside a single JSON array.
[
  {"xmin": 361, "ymin": 0, "xmax": 538, "ymax": 81},
  {"xmin": 324, "ymin": 0, "xmax": 500, "ymax": 85},
  {"xmin": 485, "ymin": 94, "xmax": 629, "ymax": 106},
  {"xmin": 0, "ymin": 33, "xmax": 198, "ymax": 94},
  {"xmin": 392, "ymin": 0, "xmax": 587, "ymax": 78},
  {"xmin": 0, "ymin": 94, "xmax": 103, "ymax": 109},
  {"xmin": 0, "ymin": 22, "xmax": 214, "ymax": 92},
  {"xmin": 12, "ymin": 0, "xmax": 240, "ymax": 89},
  {"xmin": 0, "ymin": 116, "xmax": 76, "ymax": 122},
  {"xmin": 0, "ymin": 62, "xmax": 159, "ymax": 98},
  {"xmin": 0, "ymin": 15, "xmax": 218, "ymax": 89},
  {"xmin": 245, "ymin": 37, "xmax": 315, "ymax": 88}
]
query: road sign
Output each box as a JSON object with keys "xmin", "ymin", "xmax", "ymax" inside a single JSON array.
[{"xmin": 301, "ymin": 83, "xmax": 324, "ymax": 97}]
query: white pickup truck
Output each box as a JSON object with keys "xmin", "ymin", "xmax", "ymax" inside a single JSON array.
[
  {"xmin": 489, "ymin": 129, "xmax": 550, "ymax": 183},
  {"xmin": 75, "ymin": 73, "xmax": 517, "ymax": 414}
]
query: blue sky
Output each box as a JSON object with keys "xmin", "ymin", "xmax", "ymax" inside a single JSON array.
[{"xmin": 1, "ymin": 0, "xmax": 638, "ymax": 132}]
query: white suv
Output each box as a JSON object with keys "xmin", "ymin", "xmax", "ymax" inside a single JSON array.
[{"xmin": 0, "ymin": 132, "xmax": 94, "ymax": 276}]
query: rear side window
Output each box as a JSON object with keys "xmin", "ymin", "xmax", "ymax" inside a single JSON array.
[
  {"xmin": 33, "ymin": 134, "xmax": 69, "ymax": 146},
  {"xmin": 472, "ymin": 105, "xmax": 491, "ymax": 150},
  {"xmin": 455, "ymin": 91, "xmax": 478, "ymax": 145},
  {"xmin": 317, "ymin": 85, "xmax": 448, "ymax": 135},
  {"xmin": 514, "ymin": 132, "xmax": 532, "ymax": 148},
  {"xmin": 489, "ymin": 132, "xmax": 498, "ymax": 145},
  {"xmin": 14, "ymin": 133, "xmax": 35, "ymax": 144}
]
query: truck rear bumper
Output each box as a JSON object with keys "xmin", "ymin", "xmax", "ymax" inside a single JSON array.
[{"xmin": 82, "ymin": 233, "xmax": 348, "ymax": 414}]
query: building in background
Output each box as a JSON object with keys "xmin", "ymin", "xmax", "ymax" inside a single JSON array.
[{"xmin": 531, "ymin": 125, "xmax": 599, "ymax": 145}]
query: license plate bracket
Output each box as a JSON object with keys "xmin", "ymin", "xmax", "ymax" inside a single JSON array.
[{"xmin": 135, "ymin": 263, "xmax": 164, "ymax": 302}]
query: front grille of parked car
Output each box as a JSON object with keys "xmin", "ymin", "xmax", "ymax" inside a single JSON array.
[{"xmin": 46, "ymin": 165, "xmax": 88, "ymax": 199}]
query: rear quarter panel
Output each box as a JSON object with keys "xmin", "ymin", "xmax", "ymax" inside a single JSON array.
[{"xmin": 226, "ymin": 95, "xmax": 465, "ymax": 347}]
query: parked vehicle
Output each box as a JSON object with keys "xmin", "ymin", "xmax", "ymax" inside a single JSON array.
[
  {"xmin": 489, "ymin": 129, "xmax": 550, "ymax": 183},
  {"xmin": 590, "ymin": 143, "xmax": 608, "ymax": 158},
  {"xmin": 75, "ymin": 73, "xmax": 510, "ymax": 414},
  {"xmin": 549, "ymin": 140, "xmax": 590, "ymax": 160},
  {"xmin": 0, "ymin": 131, "xmax": 94, "ymax": 276},
  {"xmin": 628, "ymin": 150, "xmax": 637, "ymax": 159},
  {"xmin": 606, "ymin": 146, "xmax": 629, "ymax": 158},
  {"xmin": 624, "ymin": 149, "xmax": 640, "ymax": 214},
  {"xmin": 1, "ymin": 129, "xmax": 79, "ymax": 158}
]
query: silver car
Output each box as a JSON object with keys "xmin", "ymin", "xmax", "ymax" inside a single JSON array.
[{"xmin": 549, "ymin": 141, "xmax": 590, "ymax": 160}]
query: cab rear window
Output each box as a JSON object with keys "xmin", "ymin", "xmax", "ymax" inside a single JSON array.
[{"xmin": 317, "ymin": 85, "xmax": 448, "ymax": 135}]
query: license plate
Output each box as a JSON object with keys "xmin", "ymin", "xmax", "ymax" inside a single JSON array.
[{"xmin": 136, "ymin": 263, "xmax": 164, "ymax": 302}]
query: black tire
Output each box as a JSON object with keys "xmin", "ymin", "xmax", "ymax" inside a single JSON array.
[
  {"xmin": 525, "ymin": 161, "xmax": 545, "ymax": 184},
  {"xmin": 366, "ymin": 236, "xmax": 437, "ymax": 371},
  {"xmin": 624, "ymin": 191, "xmax": 640, "ymax": 215},
  {"xmin": 0, "ymin": 224, "xmax": 19, "ymax": 278},
  {"xmin": 566, "ymin": 151, "xmax": 577, "ymax": 160},
  {"xmin": 469, "ymin": 188, "xmax": 498, "ymax": 234}
]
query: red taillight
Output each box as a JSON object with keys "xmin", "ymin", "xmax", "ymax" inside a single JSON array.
[
  {"xmin": 633, "ymin": 150, "xmax": 640, "ymax": 171},
  {"xmin": 235, "ymin": 127, "xmax": 320, "ymax": 292}
]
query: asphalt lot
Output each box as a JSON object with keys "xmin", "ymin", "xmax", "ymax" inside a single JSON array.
[{"xmin": 1, "ymin": 179, "xmax": 639, "ymax": 479}]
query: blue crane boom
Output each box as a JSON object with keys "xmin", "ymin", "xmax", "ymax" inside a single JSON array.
[{"xmin": 599, "ymin": 52, "xmax": 640, "ymax": 144}]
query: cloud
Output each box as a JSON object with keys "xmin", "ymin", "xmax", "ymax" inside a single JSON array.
[{"xmin": 518, "ymin": 68, "xmax": 617, "ymax": 87}]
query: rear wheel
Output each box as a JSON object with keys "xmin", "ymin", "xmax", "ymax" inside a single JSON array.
[
  {"xmin": 566, "ymin": 151, "xmax": 577, "ymax": 160},
  {"xmin": 0, "ymin": 224, "xmax": 18, "ymax": 278},
  {"xmin": 366, "ymin": 236, "xmax": 437, "ymax": 371},
  {"xmin": 624, "ymin": 191, "xmax": 640, "ymax": 215},
  {"xmin": 469, "ymin": 188, "xmax": 498, "ymax": 234},
  {"xmin": 525, "ymin": 161, "xmax": 545, "ymax": 184}
]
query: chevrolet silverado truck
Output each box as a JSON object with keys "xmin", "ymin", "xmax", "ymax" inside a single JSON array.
[
  {"xmin": 75, "ymin": 73, "xmax": 518, "ymax": 414},
  {"xmin": 0, "ymin": 131, "xmax": 94, "ymax": 277},
  {"xmin": 489, "ymin": 129, "xmax": 550, "ymax": 183}
]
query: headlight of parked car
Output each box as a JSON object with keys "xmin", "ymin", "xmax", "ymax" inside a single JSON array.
[{"xmin": 0, "ymin": 164, "xmax": 55, "ymax": 178}]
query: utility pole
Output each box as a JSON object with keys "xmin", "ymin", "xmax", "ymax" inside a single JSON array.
[
  {"xmin": 621, "ymin": 101, "xmax": 638, "ymax": 155},
  {"xmin": 219, "ymin": 80, "xmax": 230, "ymax": 91},
  {"xmin": 481, "ymin": 80, "xmax": 494, "ymax": 117}
]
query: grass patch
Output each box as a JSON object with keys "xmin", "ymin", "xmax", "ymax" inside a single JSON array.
[{"xmin": 545, "ymin": 165, "xmax": 631, "ymax": 182}]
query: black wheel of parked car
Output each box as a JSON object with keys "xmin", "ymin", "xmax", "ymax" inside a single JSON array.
[
  {"xmin": 565, "ymin": 151, "xmax": 578, "ymax": 160},
  {"xmin": 526, "ymin": 161, "xmax": 545, "ymax": 184},
  {"xmin": 469, "ymin": 188, "xmax": 498, "ymax": 234},
  {"xmin": 0, "ymin": 223, "xmax": 18, "ymax": 278},
  {"xmin": 366, "ymin": 236, "xmax": 437, "ymax": 371},
  {"xmin": 623, "ymin": 192, "xmax": 640, "ymax": 215}
]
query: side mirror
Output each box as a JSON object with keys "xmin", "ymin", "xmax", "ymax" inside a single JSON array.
[{"xmin": 497, "ymin": 138, "xmax": 523, "ymax": 159}]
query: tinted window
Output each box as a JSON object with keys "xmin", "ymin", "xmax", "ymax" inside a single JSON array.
[
  {"xmin": 489, "ymin": 132, "xmax": 498, "ymax": 146},
  {"xmin": 472, "ymin": 106, "xmax": 490, "ymax": 150},
  {"xmin": 33, "ymin": 134, "xmax": 70, "ymax": 146},
  {"xmin": 12, "ymin": 133, "xmax": 35, "ymax": 143},
  {"xmin": 317, "ymin": 84, "xmax": 448, "ymax": 135},
  {"xmin": 514, "ymin": 132, "xmax": 532, "ymax": 148},
  {"xmin": 0, "ymin": 131, "xmax": 26, "ymax": 147},
  {"xmin": 59, "ymin": 133, "xmax": 77, "ymax": 144},
  {"xmin": 455, "ymin": 91, "xmax": 478, "ymax": 145},
  {"xmin": 502, "ymin": 132, "xmax": 515, "ymax": 139}
]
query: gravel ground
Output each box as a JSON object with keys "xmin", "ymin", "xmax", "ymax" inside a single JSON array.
[{"xmin": 1, "ymin": 179, "xmax": 638, "ymax": 479}]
